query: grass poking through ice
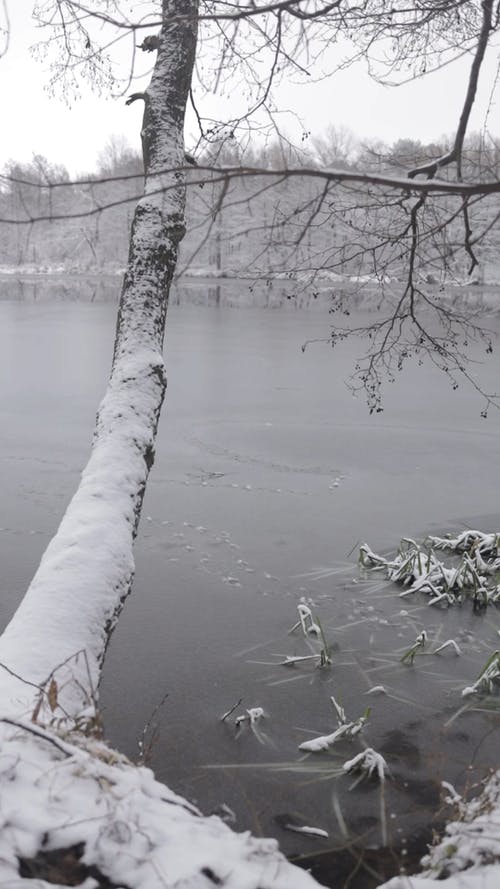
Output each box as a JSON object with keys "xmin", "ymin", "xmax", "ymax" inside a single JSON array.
[
  {"xmin": 286, "ymin": 602, "xmax": 332, "ymax": 667},
  {"xmin": 299, "ymin": 696, "xmax": 370, "ymax": 752},
  {"xmin": 462, "ymin": 650, "xmax": 500, "ymax": 697},
  {"xmin": 360, "ymin": 531, "xmax": 500, "ymax": 607}
]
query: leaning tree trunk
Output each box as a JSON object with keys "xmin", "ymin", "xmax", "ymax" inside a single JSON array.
[
  {"xmin": 0, "ymin": 12, "xmax": 325, "ymax": 884},
  {"xmin": 0, "ymin": 0, "xmax": 198, "ymax": 723},
  {"xmin": 0, "ymin": 67, "xmax": 337, "ymax": 889}
]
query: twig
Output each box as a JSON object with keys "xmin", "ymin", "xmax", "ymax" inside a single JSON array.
[
  {"xmin": 0, "ymin": 717, "xmax": 72, "ymax": 758},
  {"xmin": 220, "ymin": 697, "xmax": 243, "ymax": 722}
]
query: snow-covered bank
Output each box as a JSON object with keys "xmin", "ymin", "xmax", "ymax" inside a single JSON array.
[
  {"xmin": 2, "ymin": 708, "xmax": 500, "ymax": 889},
  {"xmin": 378, "ymin": 772, "xmax": 500, "ymax": 889},
  {"xmin": 380, "ymin": 870, "xmax": 500, "ymax": 889},
  {"xmin": 0, "ymin": 718, "xmax": 322, "ymax": 889}
]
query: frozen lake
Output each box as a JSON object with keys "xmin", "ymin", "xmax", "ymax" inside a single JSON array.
[{"xmin": 1, "ymin": 277, "xmax": 500, "ymax": 886}]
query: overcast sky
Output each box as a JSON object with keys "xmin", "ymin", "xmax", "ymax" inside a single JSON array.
[{"xmin": 0, "ymin": 4, "xmax": 498, "ymax": 174}]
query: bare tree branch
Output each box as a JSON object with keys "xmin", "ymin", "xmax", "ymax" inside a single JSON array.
[{"xmin": 409, "ymin": 0, "xmax": 494, "ymax": 179}]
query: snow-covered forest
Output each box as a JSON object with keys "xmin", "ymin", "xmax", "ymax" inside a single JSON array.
[{"xmin": 1, "ymin": 133, "xmax": 500, "ymax": 284}]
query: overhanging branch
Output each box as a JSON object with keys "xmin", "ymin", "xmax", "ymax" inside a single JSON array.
[{"xmin": 408, "ymin": 0, "xmax": 494, "ymax": 180}]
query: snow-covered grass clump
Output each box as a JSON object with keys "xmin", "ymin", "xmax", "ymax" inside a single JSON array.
[
  {"xmin": 360, "ymin": 530, "xmax": 500, "ymax": 608},
  {"xmin": 299, "ymin": 696, "xmax": 370, "ymax": 753}
]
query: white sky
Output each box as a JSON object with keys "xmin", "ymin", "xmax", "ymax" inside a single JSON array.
[{"xmin": 0, "ymin": 4, "xmax": 499, "ymax": 174}]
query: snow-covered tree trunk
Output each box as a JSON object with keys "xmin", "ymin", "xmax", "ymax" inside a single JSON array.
[
  {"xmin": 0, "ymin": 13, "xmax": 327, "ymax": 883},
  {"xmin": 0, "ymin": 0, "xmax": 197, "ymax": 723}
]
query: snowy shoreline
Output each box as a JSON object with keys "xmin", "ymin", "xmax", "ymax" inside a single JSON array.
[
  {"xmin": 0, "ymin": 699, "xmax": 499, "ymax": 888},
  {"xmin": 1, "ymin": 265, "xmax": 500, "ymax": 289}
]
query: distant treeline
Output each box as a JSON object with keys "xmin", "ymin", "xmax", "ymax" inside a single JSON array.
[{"xmin": 0, "ymin": 130, "xmax": 498, "ymax": 282}]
